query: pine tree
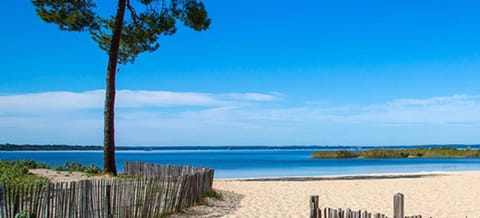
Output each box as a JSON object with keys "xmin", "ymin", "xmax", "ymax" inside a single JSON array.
[{"xmin": 32, "ymin": 0, "xmax": 211, "ymax": 175}]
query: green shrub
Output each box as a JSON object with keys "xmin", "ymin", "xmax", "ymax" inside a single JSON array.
[
  {"xmin": 84, "ymin": 165, "xmax": 102, "ymax": 174},
  {"xmin": 465, "ymin": 150, "xmax": 480, "ymax": 158},
  {"xmin": 335, "ymin": 150, "xmax": 358, "ymax": 158},
  {"xmin": 204, "ymin": 190, "xmax": 222, "ymax": 199},
  {"xmin": 361, "ymin": 149, "xmax": 405, "ymax": 158},
  {"xmin": 0, "ymin": 160, "xmax": 49, "ymax": 185},
  {"xmin": 311, "ymin": 150, "xmax": 359, "ymax": 158},
  {"xmin": 54, "ymin": 162, "xmax": 102, "ymax": 175},
  {"xmin": 15, "ymin": 209, "xmax": 35, "ymax": 218},
  {"xmin": 399, "ymin": 152, "xmax": 409, "ymax": 158},
  {"xmin": 310, "ymin": 151, "xmax": 342, "ymax": 158}
]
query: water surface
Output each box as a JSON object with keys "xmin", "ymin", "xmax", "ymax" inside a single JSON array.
[{"xmin": 1, "ymin": 149, "xmax": 479, "ymax": 178}]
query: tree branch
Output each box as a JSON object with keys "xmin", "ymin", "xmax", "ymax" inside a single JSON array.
[{"xmin": 126, "ymin": 0, "xmax": 138, "ymax": 24}]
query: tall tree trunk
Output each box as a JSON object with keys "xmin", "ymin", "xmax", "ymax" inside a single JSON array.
[{"xmin": 104, "ymin": 0, "xmax": 127, "ymax": 176}]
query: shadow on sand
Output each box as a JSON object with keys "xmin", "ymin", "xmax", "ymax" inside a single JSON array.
[{"xmin": 167, "ymin": 190, "xmax": 244, "ymax": 218}]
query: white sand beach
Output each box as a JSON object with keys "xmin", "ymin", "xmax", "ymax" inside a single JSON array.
[
  {"xmin": 30, "ymin": 169, "xmax": 480, "ymax": 217},
  {"xmin": 209, "ymin": 171, "xmax": 480, "ymax": 218}
]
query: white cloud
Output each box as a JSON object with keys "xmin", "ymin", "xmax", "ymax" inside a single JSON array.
[
  {"xmin": 0, "ymin": 90, "xmax": 280, "ymax": 114},
  {"xmin": 174, "ymin": 94, "xmax": 480, "ymax": 125},
  {"xmin": 350, "ymin": 95, "xmax": 480, "ymax": 125},
  {"xmin": 1, "ymin": 91, "xmax": 480, "ymax": 145},
  {"xmin": 117, "ymin": 90, "xmax": 226, "ymax": 108},
  {"xmin": 224, "ymin": 92, "xmax": 282, "ymax": 101},
  {"xmin": 0, "ymin": 90, "xmax": 104, "ymax": 113},
  {"xmin": 366, "ymin": 94, "xmax": 477, "ymax": 111}
]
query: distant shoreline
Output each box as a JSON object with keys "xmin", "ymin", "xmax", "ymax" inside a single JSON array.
[{"xmin": 1, "ymin": 143, "xmax": 480, "ymax": 151}]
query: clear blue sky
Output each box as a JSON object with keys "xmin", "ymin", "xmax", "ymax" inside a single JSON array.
[{"xmin": 1, "ymin": 1, "xmax": 480, "ymax": 146}]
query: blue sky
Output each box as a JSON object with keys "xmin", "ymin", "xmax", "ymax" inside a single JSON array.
[{"xmin": 1, "ymin": 1, "xmax": 480, "ymax": 146}]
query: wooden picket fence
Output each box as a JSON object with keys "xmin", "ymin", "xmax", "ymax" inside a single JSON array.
[
  {"xmin": 310, "ymin": 193, "xmax": 423, "ymax": 218},
  {"xmin": 0, "ymin": 162, "xmax": 214, "ymax": 218},
  {"xmin": 123, "ymin": 161, "xmax": 215, "ymax": 202},
  {"xmin": 124, "ymin": 161, "xmax": 213, "ymax": 178}
]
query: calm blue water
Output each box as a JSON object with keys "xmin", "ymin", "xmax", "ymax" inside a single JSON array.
[{"xmin": 1, "ymin": 149, "xmax": 480, "ymax": 178}]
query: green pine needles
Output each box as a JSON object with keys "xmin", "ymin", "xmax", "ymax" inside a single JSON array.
[
  {"xmin": 32, "ymin": 0, "xmax": 211, "ymax": 64},
  {"xmin": 33, "ymin": 0, "xmax": 97, "ymax": 31}
]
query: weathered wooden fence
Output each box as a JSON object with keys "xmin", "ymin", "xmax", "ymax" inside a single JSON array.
[
  {"xmin": 124, "ymin": 161, "xmax": 213, "ymax": 178},
  {"xmin": 310, "ymin": 193, "xmax": 424, "ymax": 218},
  {"xmin": 0, "ymin": 163, "xmax": 214, "ymax": 218},
  {"xmin": 123, "ymin": 161, "xmax": 215, "ymax": 205}
]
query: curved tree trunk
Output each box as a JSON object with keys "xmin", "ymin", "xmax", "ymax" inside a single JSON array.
[{"xmin": 104, "ymin": 0, "xmax": 127, "ymax": 176}]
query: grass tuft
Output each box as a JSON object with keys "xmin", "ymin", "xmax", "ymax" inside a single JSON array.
[
  {"xmin": 204, "ymin": 190, "xmax": 223, "ymax": 200},
  {"xmin": 54, "ymin": 162, "xmax": 103, "ymax": 175}
]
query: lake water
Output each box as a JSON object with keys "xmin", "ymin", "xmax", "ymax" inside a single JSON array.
[{"xmin": 1, "ymin": 149, "xmax": 480, "ymax": 178}]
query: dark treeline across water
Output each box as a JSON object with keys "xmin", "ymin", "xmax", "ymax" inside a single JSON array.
[{"xmin": 1, "ymin": 143, "xmax": 480, "ymax": 151}]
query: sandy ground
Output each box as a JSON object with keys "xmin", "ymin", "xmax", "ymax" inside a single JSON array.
[
  {"xmin": 168, "ymin": 190, "xmax": 244, "ymax": 218},
  {"xmin": 30, "ymin": 169, "xmax": 480, "ymax": 217},
  {"xmin": 29, "ymin": 169, "xmax": 110, "ymax": 183},
  {"xmin": 208, "ymin": 171, "xmax": 480, "ymax": 218}
]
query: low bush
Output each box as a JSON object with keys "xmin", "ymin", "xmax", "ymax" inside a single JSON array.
[
  {"xmin": 204, "ymin": 190, "xmax": 223, "ymax": 199},
  {"xmin": 335, "ymin": 150, "xmax": 358, "ymax": 158},
  {"xmin": 0, "ymin": 160, "xmax": 49, "ymax": 185},
  {"xmin": 54, "ymin": 162, "xmax": 102, "ymax": 175}
]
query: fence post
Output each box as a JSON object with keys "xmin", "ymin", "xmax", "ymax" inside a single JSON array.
[
  {"xmin": 310, "ymin": 195, "xmax": 320, "ymax": 218},
  {"xmin": 45, "ymin": 183, "xmax": 51, "ymax": 218},
  {"xmin": 106, "ymin": 184, "xmax": 112, "ymax": 218},
  {"xmin": 393, "ymin": 193, "xmax": 404, "ymax": 218}
]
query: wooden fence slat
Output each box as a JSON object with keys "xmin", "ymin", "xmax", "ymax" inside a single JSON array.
[
  {"xmin": 19, "ymin": 185, "xmax": 24, "ymax": 216},
  {"xmin": 4, "ymin": 184, "xmax": 11, "ymax": 218},
  {"xmin": 393, "ymin": 193, "xmax": 404, "ymax": 218},
  {"xmin": 310, "ymin": 195, "xmax": 320, "ymax": 218},
  {"xmin": 106, "ymin": 184, "xmax": 112, "ymax": 218}
]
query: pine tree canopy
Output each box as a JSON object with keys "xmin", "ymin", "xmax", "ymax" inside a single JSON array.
[{"xmin": 32, "ymin": 0, "xmax": 211, "ymax": 64}]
